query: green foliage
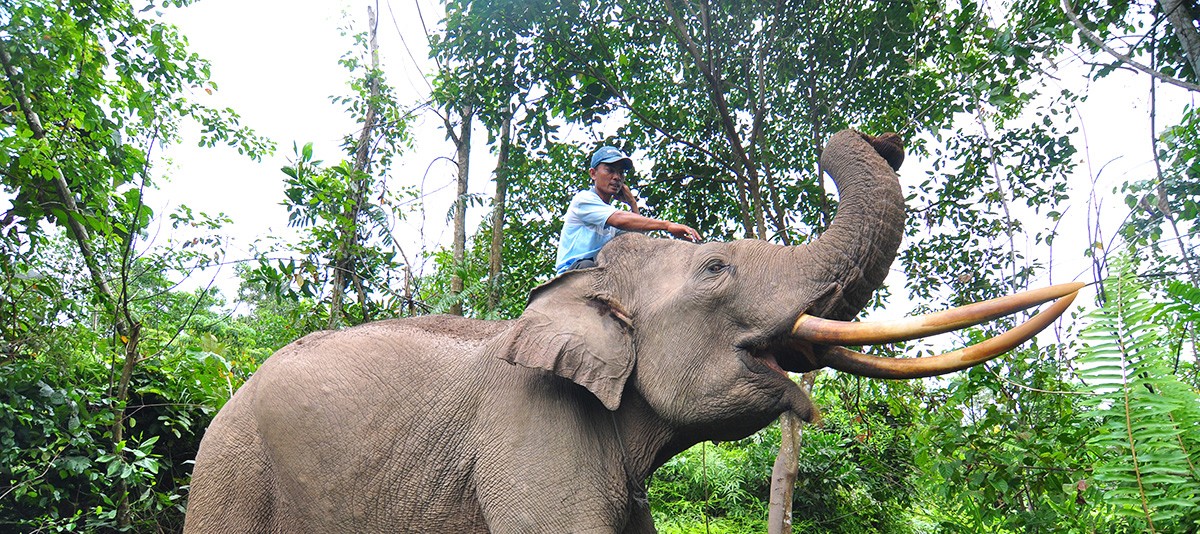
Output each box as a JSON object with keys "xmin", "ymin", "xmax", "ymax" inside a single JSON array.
[
  {"xmin": 0, "ymin": 328, "xmax": 266, "ymax": 531},
  {"xmin": 647, "ymin": 377, "xmax": 928, "ymax": 533},
  {"xmin": 792, "ymin": 377, "xmax": 925, "ymax": 533},
  {"xmin": 416, "ymin": 141, "xmax": 586, "ymax": 319},
  {"xmin": 0, "ymin": 232, "xmax": 92, "ymax": 363},
  {"xmin": 903, "ymin": 119, "xmax": 1075, "ymax": 305},
  {"xmin": 419, "ymin": 244, "xmax": 500, "ymax": 317},
  {"xmin": 0, "ymin": 2, "xmax": 278, "ymax": 529},
  {"xmin": 650, "ymin": 438, "xmax": 774, "ymax": 533},
  {"xmin": 252, "ymin": 142, "xmax": 413, "ymax": 309},
  {"xmin": 1119, "ymin": 105, "xmax": 1200, "ymax": 282},
  {"xmin": 913, "ymin": 343, "xmax": 1115, "ymax": 533},
  {"xmin": 1077, "ymin": 258, "xmax": 1200, "ymax": 531},
  {"xmin": 1164, "ymin": 279, "xmax": 1200, "ymax": 390},
  {"xmin": 235, "ymin": 264, "xmax": 327, "ymax": 349},
  {"xmin": 1009, "ymin": 0, "xmax": 1198, "ymax": 85},
  {"xmin": 0, "ymin": 0, "xmax": 271, "ymax": 252},
  {"xmin": 0, "ymin": 259, "xmax": 296, "ymax": 530}
]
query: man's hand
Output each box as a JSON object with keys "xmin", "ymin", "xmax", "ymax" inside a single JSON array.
[
  {"xmin": 616, "ymin": 183, "xmax": 639, "ymax": 214},
  {"xmin": 667, "ymin": 223, "xmax": 701, "ymax": 243}
]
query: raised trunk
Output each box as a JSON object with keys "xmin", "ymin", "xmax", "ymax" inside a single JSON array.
[{"xmin": 802, "ymin": 131, "xmax": 905, "ymax": 321}]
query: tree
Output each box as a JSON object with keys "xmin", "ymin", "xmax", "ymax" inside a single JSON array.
[
  {"xmin": 329, "ymin": 5, "xmax": 385, "ymax": 329},
  {"xmin": 0, "ymin": 0, "xmax": 269, "ymax": 527},
  {"xmin": 247, "ymin": 11, "xmax": 415, "ymax": 327}
]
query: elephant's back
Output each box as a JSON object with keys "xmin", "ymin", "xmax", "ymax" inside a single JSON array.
[
  {"xmin": 371, "ymin": 314, "xmax": 512, "ymax": 341},
  {"xmin": 244, "ymin": 316, "xmax": 514, "ymax": 421},
  {"xmin": 258, "ymin": 315, "xmax": 513, "ymax": 377}
]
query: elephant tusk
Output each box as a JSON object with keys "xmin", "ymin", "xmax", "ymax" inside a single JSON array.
[
  {"xmin": 792, "ymin": 282, "xmax": 1084, "ymax": 345},
  {"xmin": 811, "ymin": 289, "xmax": 1079, "ymax": 379}
]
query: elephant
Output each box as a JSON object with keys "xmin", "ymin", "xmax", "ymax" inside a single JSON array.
[{"xmin": 182, "ymin": 129, "xmax": 1079, "ymax": 533}]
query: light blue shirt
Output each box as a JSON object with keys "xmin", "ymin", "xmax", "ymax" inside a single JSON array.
[{"xmin": 555, "ymin": 189, "xmax": 624, "ymax": 274}]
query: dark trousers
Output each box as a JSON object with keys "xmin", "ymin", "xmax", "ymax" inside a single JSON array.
[{"xmin": 568, "ymin": 258, "xmax": 597, "ymax": 271}]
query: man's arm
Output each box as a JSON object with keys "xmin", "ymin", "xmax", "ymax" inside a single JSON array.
[{"xmin": 605, "ymin": 211, "xmax": 701, "ymax": 242}]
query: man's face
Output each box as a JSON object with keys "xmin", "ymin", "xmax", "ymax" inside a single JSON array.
[{"xmin": 590, "ymin": 162, "xmax": 626, "ymax": 199}]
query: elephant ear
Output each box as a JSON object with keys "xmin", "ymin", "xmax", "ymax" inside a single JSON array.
[{"xmin": 496, "ymin": 268, "xmax": 634, "ymax": 411}]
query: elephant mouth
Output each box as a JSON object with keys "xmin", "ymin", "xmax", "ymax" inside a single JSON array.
[
  {"xmin": 745, "ymin": 349, "xmax": 790, "ymax": 377},
  {"xmin": 780, "ymin": 283, "xmax": 1083, "ymax": 379},
  {"xmin": 738, "ymin": 337, "xmax": 818, "ymax": 378}
]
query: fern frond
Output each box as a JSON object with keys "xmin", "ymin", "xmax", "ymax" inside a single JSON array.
[
  {"xmin": 1077, "ymin": 257, "xmax": 1200, "ymax": 531},
  {"xmin": 1165, "ymin": 280, "xmax": 1200, "ymax": 321}
]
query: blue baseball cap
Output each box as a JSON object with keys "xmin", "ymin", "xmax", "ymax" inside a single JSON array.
[{"xmin": 589, "ymin": 146, "xmax": 633, "ymax": 172}]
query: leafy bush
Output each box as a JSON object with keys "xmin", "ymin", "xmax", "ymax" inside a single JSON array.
[
  {"xmin": 650, "ymin": 436, "xmax": 775, "ymax": 532},
  {"xmin": 0, "ymin": 356, "xmax": 175, "ymax": 531},
  {"xmin": 0, "ymin": 329, "xmax": 268, "ymax": 531},
  {"xmin": 649, "ymin": 393, "xmax": 923, "ymax": 534},
  {"xmin": 1077, "ymin": 260, "xmax": 1200, "ymax": 531}
]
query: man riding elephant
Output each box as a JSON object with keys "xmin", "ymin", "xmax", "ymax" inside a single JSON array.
[{"xmin": 183, "ymin": 129, "xmax": 1080, "ymax": 533}]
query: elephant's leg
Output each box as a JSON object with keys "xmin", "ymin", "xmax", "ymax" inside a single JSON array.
[
  {"xmin": 622, "ymin": 502, "xmax": 657, "ymax": 534},
  {"xmin": 184, "ymin": 411, "xmax": 279, "ymax": 533},
  {"xmin": 470, "ymin": 374, "xmax": 659, "ymax": 532}
]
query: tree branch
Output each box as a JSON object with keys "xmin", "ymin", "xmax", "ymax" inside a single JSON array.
[
  {"xmin": 663, "ymin": 0, "xmax": 766, "ymax": 237},
  {"xmin": 1060, "ymin": 0, "xmax": 1200, "ymax": 92}
]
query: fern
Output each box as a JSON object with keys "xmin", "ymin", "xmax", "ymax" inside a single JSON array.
[{"xmin": 1077, "ymin": 259, "xmax": 1200, "ymax": 532}]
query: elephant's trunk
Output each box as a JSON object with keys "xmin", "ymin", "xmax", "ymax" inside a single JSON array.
[
  {"xmin": 802, "ymin": 130, "xmax": 906, "ymax": 320},
  {"xmin": 787, "ymin": 129, "xmax": 1082, "ymax": 379}
]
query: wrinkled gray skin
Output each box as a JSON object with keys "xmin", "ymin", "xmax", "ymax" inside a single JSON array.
[{"xmin": 183, "ymin": 130, "xmax": 904, "ymax": 533}]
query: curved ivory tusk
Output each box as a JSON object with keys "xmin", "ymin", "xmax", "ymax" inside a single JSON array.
[
  {"xmin": 814, "ymin": 290, "xmax": 1078, "ymax": 379},
  {"xmin": 792, "ymin": 282, "xmax": 1085, "ymax": 345}
]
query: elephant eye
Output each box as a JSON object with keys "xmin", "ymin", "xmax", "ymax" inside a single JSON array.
[{"xmin": 705, "ymin": 260, "xmax": 729, "ymax": 274}]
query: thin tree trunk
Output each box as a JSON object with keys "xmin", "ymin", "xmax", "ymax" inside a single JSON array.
[
  {"xmin": 663, "ymin": 0, "xmax": 766, "ymax": 238},
  {"xmin": 768, "ymin": 371, "xmax": 817, "ymax": 534},
  {"xmin": 756, "ymin": 0, "xmax": 790, "ymax": 243},
  {"xmin": 768, "ymin": 411, "xmax": 802, "ymax": 534},
  {"xmin": 733, "ymin": 172, "xmax": 756, "ymax": 239},
  {"xmin": 1148, "ymin": 54, "xmax": 1200, "ymax": 286},
  {"xmin": 111, "ymin": 322, "xmax": 142, "ymax": 528},
  {"xmin": 487, "ymin": 111, "xmax": 513, "ymax": 310},
  {"xmin": 330, "ymin": 5, "xmax": 380, "ymax": 329},
  {"xmin": 450, "ymin": 106, "xmax": 473, "ymax": 316},
  {"xmin": 804, "ymin": 59, "xmax": 831, "ymax": 232}
]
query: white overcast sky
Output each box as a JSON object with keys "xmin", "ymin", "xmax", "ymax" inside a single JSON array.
[{"xmin": 145, "ymin": 0, "xmax": 1195, "ymax": 314}]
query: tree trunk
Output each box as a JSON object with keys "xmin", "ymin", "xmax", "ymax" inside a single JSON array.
[
  {"xmin": 329, "ymin": 5, "xmax": 380, "ymax": 329},
  {"xmin": 768, "ymin": 411, "xmax": 802, "ymax": 534},
  {"xmin": 487, "ymin": 111, "xmax": 513, "ymax": 311},
  {"xmin": 768, "ymin": 371, "xmax": 817, "ymax": 534},
  {"xmin": 1158, "ymin": 0, "xmax": 1200, "ymax": 78},
  {"xmin": 111, "ymin": 322, "xmax": 142, "ymax": 529},
  {"xmin": 450, "ymin": 106, "xmax": 473, "ymax": 316}
]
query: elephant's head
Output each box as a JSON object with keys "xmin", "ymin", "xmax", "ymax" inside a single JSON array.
[{"xmin": 499, "ymin": 130, "xmax": 1079, "ymax": 441}]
